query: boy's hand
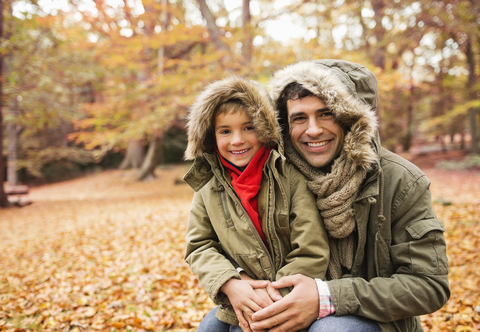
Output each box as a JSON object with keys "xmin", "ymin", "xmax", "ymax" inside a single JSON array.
[
  {"xmin": 236, "ymin": 273, "xmax": 282, "ymax": 332},
  {"xmin": 251, "ymin": 274, "xmax": 319, "ymax": 332},
  {"xmin": 240, "ymin": 288, "xmax": 272, "ymax": 332},
  {"xmin": 220, "ymin": 278, "xmax": 270, "ymax": 327}
]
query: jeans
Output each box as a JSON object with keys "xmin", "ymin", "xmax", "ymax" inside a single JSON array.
[
  {"xmin": 197, "ymin": 307, "xmax": 242, "ymax": 332},
  {"xmin": 309, "ymin": 315, "xmax": 382, "ymax": 332},
  {"xmin": 198, "ymin": 307, "xmax": 381, "ymax": 332}
]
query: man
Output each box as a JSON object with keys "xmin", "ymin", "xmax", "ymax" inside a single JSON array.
[{"xmin": 246, "ymin": 60, "xmax": 450, "ymax": 332}]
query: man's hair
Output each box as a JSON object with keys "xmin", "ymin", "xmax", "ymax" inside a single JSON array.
[{"xmin": 276, "ymin": 82, "xmax": 315, "ymax": 135}]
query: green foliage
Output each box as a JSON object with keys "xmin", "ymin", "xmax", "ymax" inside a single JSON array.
[
  {"xmin": 438, "ymin": 154, "xmax": 480, "ymax": 171},
  {"xmin": 17, "ymin": 147, "xmax": 94, "ymax": 179},
  {"xmin": 3, "ymin": 0, "xmax": 480, "ymax": 183}
]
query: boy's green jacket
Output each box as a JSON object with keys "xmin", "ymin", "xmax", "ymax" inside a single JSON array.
[{"xmin": 183, "ymin": 76, "xmax": 330, "ymax": 326}]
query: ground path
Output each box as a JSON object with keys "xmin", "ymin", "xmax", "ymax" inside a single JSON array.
[{"xmin": 0, "ymin": 162, "xmax": 479, "ymax": 331}]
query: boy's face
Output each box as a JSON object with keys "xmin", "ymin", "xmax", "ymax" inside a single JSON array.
[{"xmin": 214, "ymin": 109, "xmax": 263, "ymax": 168}]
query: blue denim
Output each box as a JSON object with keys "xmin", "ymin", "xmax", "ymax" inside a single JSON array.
[
  {"xmin": 198, "ymin": 307, "xmax": 381, "ymax": 332},
  {"xmin": 197, "ymin": 307, "xmax": 243, "ymax": 332},
  {"xmin": 308, "ymin": 315, "xmax": 381, "ymax": 332}
]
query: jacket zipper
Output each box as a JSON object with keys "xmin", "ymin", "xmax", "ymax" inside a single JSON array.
[{"xmin": 216, "ymin": 171, "xmax": 276, "ymax": 280}]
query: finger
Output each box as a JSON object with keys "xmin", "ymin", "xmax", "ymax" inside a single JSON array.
[
  {"xmin": 247, "ymin": 280, "xmax": 269, "ymax": 289},
  {"xmin": 251, "ymin": 308, "xmax": 293, "ymax": 331},
  {"xmin": 239, "ymin": 321, "xmax": 253, "ymax": 332},
  {"xmin": 234, "ymin": 307, "xmax": 250, "ymax": 327},
  {"xmin": 266, "ymin": 282, "xmax": 283, "ymax": 302},
  {"xmin": 243, "ymin": 310, "xmax": 255, "ymax": 328},
  {"xmin": 246, "ymin": 298, "xmax": 264, "ymax": 312},
  {"xmin": 270, "ymin": 275, "xmax": 297, "ymax": 289},
  {"xmin": 251, "ymin": 300, "xmax": 287, "ymax": 322},
  {"xmin": 254, "ymin": 288, "xmax": 275, "ymax": 306}
]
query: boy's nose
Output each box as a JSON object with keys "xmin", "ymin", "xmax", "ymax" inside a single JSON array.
[{"xmin": 232, "ymin": 132, "xmax": 245, "ymax": 145}]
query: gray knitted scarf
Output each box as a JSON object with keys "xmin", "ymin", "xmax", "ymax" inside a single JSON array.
[{"xmin": 284, "ymin": 137, "xmax": 367, "ymax": 280}]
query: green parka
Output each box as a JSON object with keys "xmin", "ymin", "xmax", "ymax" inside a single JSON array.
[
  {"xmin": 183, "ymin": 76, "xmax": 330, "ymax": 326},
  {"xmin": 269, "ymin": 60, "xmax": 450, "ymax": 332}
]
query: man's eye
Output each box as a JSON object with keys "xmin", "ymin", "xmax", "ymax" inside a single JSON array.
[
  {"xmin": 319, "ymin": 112, "xmax": 334, "ymax": 119},
  {"xmin": 291, "ymin": 116, "xmax": 307, "ymax": 123}
]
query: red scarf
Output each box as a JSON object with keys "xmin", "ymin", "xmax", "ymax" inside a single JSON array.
[{"xmin": 216, "ymin": 145, "xmax": 272, "ymax": 248}]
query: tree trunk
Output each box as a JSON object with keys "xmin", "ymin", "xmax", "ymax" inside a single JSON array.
[
  {"xmin": 0, "ymin": 0, "xmax": 10, "ymax": 207},
  {"xmin": 137, "ymin": 132, "xmax": 164, "ymax": 181},
  {"xmin": 466, "ymin": 38, "xmax": 477, "ymax": 154},
  {"xmin": 7, "ymin": 97, "xmax": 19, "ymax": 187},
  {"xmin": 371, "ymin": 0, "xmax": 386, "ymax": 70},
  {"xmin": 196, "ymin": 0, "xmax": 227, "ymax": 51},
  {"xmin": 404, "ymin": 82, "xmax": 414, "ymax": 152},
  {"xmin": 470, "ymin": 108, "xmax": 478, "ymax": 153},
  {"xmin": 158, "ymin": 0, "xmax": 168, "ymax": 77},
  {"xmin": 119, "ymin": 139, "xmax": 145, "ymax": 169},
  {"xmin": 242, "ymin": 0, "xmax": 252, "ymax": 66}
]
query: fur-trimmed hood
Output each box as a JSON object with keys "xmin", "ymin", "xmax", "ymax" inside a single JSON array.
[
  {"xmin": 269, "ymin": 59, "xmax": 380, "ymax": 170},
  {"xmin": 184, "ymin": 75, "xmax": 281, "ymax": 160}
]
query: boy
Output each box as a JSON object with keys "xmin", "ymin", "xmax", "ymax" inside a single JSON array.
[{"xmin": 183, "ymin": 75, "xmax": 329, "ymax": 330}]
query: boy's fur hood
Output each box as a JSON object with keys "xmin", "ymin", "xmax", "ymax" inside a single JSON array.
[
  {"xmin": 185, "ymin": 75, "xmax": 281, "ymax": 160},
  {"xmin": 269, "ymin": 60, "xmax": 379, "ymax": 170}
]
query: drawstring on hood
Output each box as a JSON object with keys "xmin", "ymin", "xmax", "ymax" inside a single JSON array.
[{"xmin": 269, "ymin": 60, "xmax": 385, "ymax": 279}]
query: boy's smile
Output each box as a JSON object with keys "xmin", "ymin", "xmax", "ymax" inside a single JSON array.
[{"xmin": 214, "ymin": 109, "xmax": 262, "ymax": 168}]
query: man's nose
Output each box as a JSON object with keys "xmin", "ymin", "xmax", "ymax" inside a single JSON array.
[{"xmin": 305, "ymin": 119, "xmax": 323, "ymax": 137}]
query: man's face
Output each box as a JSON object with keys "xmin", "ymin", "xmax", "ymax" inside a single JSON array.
[{"xmin": 287, "ymin": 95, "xmax": 344, "ymax": 171}]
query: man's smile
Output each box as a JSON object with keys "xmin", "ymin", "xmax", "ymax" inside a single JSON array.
[{"xmin": 305, "ymin": 141, "xmax": 330, "ymax": 148}]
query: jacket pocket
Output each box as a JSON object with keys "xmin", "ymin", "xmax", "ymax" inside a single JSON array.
[
  {"xmin": 233, "ymin": 254, "xmax": 270, "ymax": 280},
  {"xmin": 394, "ymin": 218, "xmax": 448, "ymax": 275},
  {"xmin": 219, "ymin": 187, "xmax": 234, "ymax": 228}
]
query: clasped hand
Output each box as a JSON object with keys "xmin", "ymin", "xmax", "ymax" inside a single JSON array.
[{"xmin": 220, "ymin": 274, "xmax": 319, "ymax": 332}]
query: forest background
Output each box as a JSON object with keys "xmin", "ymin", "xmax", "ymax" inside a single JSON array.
[
  {"xmin": 1, "ymin": 0, "xmax": 480, "ymax": 199},
  {"xmin": 0, "ymin": 0, "xmax": 480, "ymax": 331}
]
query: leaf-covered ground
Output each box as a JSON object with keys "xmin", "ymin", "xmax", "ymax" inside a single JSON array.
[{"xmin": 1, "ymin": 164, "xmax": 479, "ymax": 331}]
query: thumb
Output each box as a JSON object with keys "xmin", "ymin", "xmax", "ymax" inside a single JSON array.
[{"xmin": 271, "ymin": 275, "xmax": 297, "ymax": 289}]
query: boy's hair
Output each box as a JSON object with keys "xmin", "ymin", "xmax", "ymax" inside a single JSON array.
[
  {"xmin": 276, "ymin": 82, "xmax": 315, "ymax": 135},
  {"xmin": 206, "ymin": 99, "xmax": 248, "ymax": 149},
  {"xmin": 214, "ymin": 99, "xmax": 246, "ymax": 117}
]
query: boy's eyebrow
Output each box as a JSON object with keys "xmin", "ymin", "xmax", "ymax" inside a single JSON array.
[
  {"xmin": 215, "ymin": 121, "xmax": 253, "ymax": 130},
  {"xmin": 289, "ymin": 107, "xmax": 329, "ymax": 120}
]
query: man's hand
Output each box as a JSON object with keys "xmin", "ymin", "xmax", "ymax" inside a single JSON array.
[
  {"xmin": 220, "ymin": 278, "xmax": 270, "ymax": 327},
  {"xmin": 250, "ymin": 274, "xmax": 319, "ymax": 332}
]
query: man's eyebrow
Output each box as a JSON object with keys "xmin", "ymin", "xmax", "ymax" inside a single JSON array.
[
  {"xmin": 289, "ymin": 108, "xmax": 330, "ymax": 120},
  {"xmin": 315, "ymin": 107, "xmax": 330, "ymax": 114}
]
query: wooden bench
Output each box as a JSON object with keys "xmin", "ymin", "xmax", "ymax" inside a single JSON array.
[{"xmin": 5, "ymin": 185, "xmax": 29, "ymax": 195}]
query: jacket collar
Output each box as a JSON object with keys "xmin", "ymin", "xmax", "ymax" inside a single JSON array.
[{"xmin": 183, "ymin": 149, "xmax": 286, "ymax": 192}]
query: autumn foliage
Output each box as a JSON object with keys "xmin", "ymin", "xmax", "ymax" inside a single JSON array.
[{"xmin": 0, "ymin": 163, "xmax": 479, "ymax": 331}]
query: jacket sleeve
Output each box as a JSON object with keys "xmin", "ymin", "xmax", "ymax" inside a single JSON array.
[
  {"xmin": 184, "ymin": 191, "xmax": 240, "ymax": 305},
  {"xmin": 327, "ymin": 174, "xmax": 450, "ymax": 323},
  {"xmin": 276, "ymin": 168, "xmax": 330, "ymax": 281}
]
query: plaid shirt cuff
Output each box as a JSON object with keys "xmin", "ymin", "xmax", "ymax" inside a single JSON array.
[{"xmin": 315, "ymin": 279, "xmax": 336, "ymax": 318}]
